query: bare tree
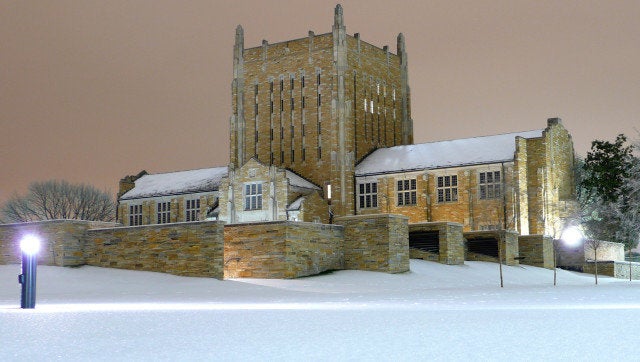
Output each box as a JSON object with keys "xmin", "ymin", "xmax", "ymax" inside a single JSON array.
[
  {"xmin": 1, "ymin": 180, "xmax": 116, "ymax": 223},
  {"xmin": 585, "ymin": 238, "xmax": 604, "ymax": 285}
]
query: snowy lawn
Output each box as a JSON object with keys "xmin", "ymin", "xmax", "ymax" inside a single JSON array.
[{"xmin": 1, "ymin": 260, "xmax": 639, "ymax": 361}]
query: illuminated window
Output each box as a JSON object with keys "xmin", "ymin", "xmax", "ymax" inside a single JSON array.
[
  {"xmin": 244, "ymin": 183, "xmax": 263, "ymax": 211},
  {"xmin": 129, "ymin": 204, "xmax": 142, "ymax": 226},
  {"xmin": 437, "ymin": 175, "xmax": 458, "ymax": 203},
  {"xmin": 157, "ymin": 202, "xmax": 171, "ymax": 224},
  {"xmin": 397, "ymin": 179, "xmax": 417, "ymax": 206},
  {"xmin": 479, "ymin": 171, "xmax": 501, "ymax": 200},
  {"xmin": 185, "ymin": 199, "xmax": 200, "ymax": 222}
]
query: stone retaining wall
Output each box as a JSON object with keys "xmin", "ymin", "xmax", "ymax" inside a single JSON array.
[
  {"xmin": 336, "ymin": 214, "xmax": 410, "ymax": 273},
  {"xmin": 582, "ymin": 261, "xmax": 640, "ymax": 280},
  {"xmin": 86, "ymin": 221, "xmax": 225, "ymax": 279},
  {"xmin": 0, "ymin": 220, "xmax": 118, "ymax": 266},
  {"xmin": 409, "ymin": 222, "xmax": 464, "ymax": 265},
  {"xmin": 518, "ymin": 235, "xmax": 554, "ymax": 269},
  {"xmin": 463, "ymin": 230, "xmax": 520, "ymax": 266},
  {"xmin": 224, "ymin": 221, "xmax": 343, "ymax": 279}
]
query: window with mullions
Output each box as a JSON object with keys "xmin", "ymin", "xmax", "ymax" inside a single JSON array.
[
  {"xmin": 479, "ymin": 171, "xmax": 501, "ymax": 200},
  {"xmin": 244, "ymin": 183, "xmax": 263, "ymax": 211},
  {"xmin": 185, "ymin": 199, "xmax": 200, "ymax": 222},
  {"xmin": 157, "ymin": 202, "xmax": 171, "ymax": 224},
  {"xmin": 397, "ymin": 179, "xmax": 417, "ymax": 206},
  {"xmin": 437, "ymin": 175, "xmax": 458, "ymax": 203},
  {"xmin": 358, "ymin": 182, "xmax": 378, "ymax": 209},
  {"xmin": 129, "ymin": 204, "xmax": 142, "ymax": 226}
]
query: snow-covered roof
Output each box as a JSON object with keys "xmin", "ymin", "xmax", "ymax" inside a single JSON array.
[
  {"xmin": 287, "ymin": 196, "xmax": 305, "ymax": 211},
  {"xmin": 120, "ymin": 167, "xmax": 228, "ymax": 200},
  {"xmin": 356, "ymin": 130, "xmax": 544, "ymax": 176},
  {"xmin": 285, "ymin": 170, "xmax": 320, "ymax": 190}
]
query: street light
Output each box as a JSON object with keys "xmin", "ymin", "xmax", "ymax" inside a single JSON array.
[
  {"xmin": 554, "ymin": 225, "xmax": 584, "ymax": 286},
  {"xmin": 18, "ymin": 234, "xmax": 40, "ymax": 309}
]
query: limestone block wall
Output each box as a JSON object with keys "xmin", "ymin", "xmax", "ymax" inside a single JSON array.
[
  {"xmin": 0, "ymin": 220, "xmax": 118, "ymax": 266},
  {"xmin": 409, "ymin": 222, "xmax": 464, "ymax": 265},
  {"xmin": 518, "ymin": 235, "xmax": 554, "ymax": 269},
  {"xmin": 582, "ymin": 261, "xmax": 640, "ymax": 280},
  {"xmin": 336, "ymin": 214, "xmax": 409, "ymax": 273},
  {"xmin": 224, "ymin": 221, "xmax": 343, "ymax": 279},
  {"xmin": 584, "ymin": 240, "xmax": 625, "ymax": 261},
  {"xmin": 557, "ymin": 240, "xmax": 625, "ymax": 269},
  {"xmin": 85, "ymin": 221, "xmax": 225, "ymax": 279}
]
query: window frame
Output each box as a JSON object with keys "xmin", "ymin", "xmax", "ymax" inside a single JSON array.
[
  {"xmin": 479, "ymin": 171, "xmax": 502, "ymax": 200},
  {"xmin": 358, "ymin": 182, "xmax": 378, "ymax": 209},
  {"xmin": 396, "ymin": 178, "xmax": 417, "ymax": 206},
  {"xmin": 436, "ymin": 175, "xmax": 459, "ymax": 203},
  {"xmin": 156, "ymin": 201, "xmax": 171, "ymax": 224},
  {"xmin": 244, "ymin": 182, "xmax": 263, "ymax": 211},
  {"xmin": 129, "ymin": 204, "xmax": 143, "ymax": 226},
  {"xmin": 185, "ymin": 198, "xmax": 201, "ymax": 222}
]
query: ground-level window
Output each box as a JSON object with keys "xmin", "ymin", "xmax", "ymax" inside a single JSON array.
[
  {"xmin": 244, "ymin": 182, "xmax": 263, "ymax": 211},
  {"xmin": 157, "ymin": 202, "xmax": 171, "ymax": 224},
  {"xmin": 437, "ymin": 175, "xmax": 458, "ymax": 203},
  {"xmin": 129, "ymin": 204, "xmax": 142, "ymax": 226},
  {"xmin": 358, "ymin": 182, "xmax": 378, "ymax": 209},
  {"xmin": 479, "ymin": 171, "xmax": 501, "ymax": 200},
  {"xmin": 397, "ymin": 179, "xmax": 417, "ymax": 206},
  {"xmin": 185, "ymin": 198, "xmax": 200, "ymax": 222}
]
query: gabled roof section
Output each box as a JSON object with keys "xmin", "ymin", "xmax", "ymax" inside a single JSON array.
[
  {"xmin": 356, "ymin": 130, "xmax": 544, "ymax": 176},
  {"xmin": 285, "ymin": 170, "xmax": 320, "ymax": 190},
  {"xmin": 120, "ymin": 167, "xmax": 228, "ymax": 200},
  {"xmin": 287, "ymin": 196, "xmax": 305, "ymax": 211}
]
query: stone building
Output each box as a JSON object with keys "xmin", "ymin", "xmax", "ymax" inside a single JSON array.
[{"xmin": 117, "ymin": 4, "xmax": 577, "ymax": 240}]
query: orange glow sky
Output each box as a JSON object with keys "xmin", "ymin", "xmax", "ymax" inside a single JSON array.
[{"xmin": 2, "ymin": 1, "xmax": 639, "ymax": 205}]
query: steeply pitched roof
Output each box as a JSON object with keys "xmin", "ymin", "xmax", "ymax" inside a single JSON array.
[
  {"xmin": 356, "ymin": 130, "xmax": 544, "ymax": 176},
  {"xmin": 285, "ymin": 170, "xmax": 320, "ymax": 190},
  {"xmin": 120, "ymin": 167, "xmax": 228, "ymax": 200}
]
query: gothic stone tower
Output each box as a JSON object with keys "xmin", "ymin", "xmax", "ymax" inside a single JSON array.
[{"xmin": 230, "ymin": 4, "xmax": 412, "ymax": 217}]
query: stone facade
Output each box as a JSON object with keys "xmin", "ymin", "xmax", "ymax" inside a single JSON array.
[
  {"xmin": 224, "ymin": 221, "xmax": 343, "ymax": 279},
  {"xmin": 218, "ymin": 158, "xmax": 324, "ymax": 223},
  {"xmin": 230, "ymin": 5, "xmax": 412, "ymax": 219},
  {"xmin": 355, "ymin": 119, "xmax": 578, "ymax": 237},
  {"xmin": 518, "ymin": 235, "xmax": 554, "ymax": 269},
  {"xmin": 556, "ymin": 240, "xmax": 625, "ymax": 270},
  {"xmin": 0, "ymin": 220, "xmax": 117, "ymax": 266},
  {"xmin": 118, "ymin": 192, "xmax": 219, "ymax": 226},
  {"xmin": 582, "ymin": 261, "xmax": 640, "ymax": 280},
  {"xmin": 335, "ymin": 214, "xmax": 409, "ymax": 273},
  {"xmin": 86, "ymin": 221, "xmax": 225, "ymax": 278},
  {"xmin": 409, "ymin": 222, "xmax": 465, "ymax": 265}
]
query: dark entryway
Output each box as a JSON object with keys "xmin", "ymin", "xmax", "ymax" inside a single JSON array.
[
  {"xmin": 466, "ymin": 237, "xmax": 499, "ymax": 258},
  {"xmin": 409, "ymin": 230, "xmax": 439, "ymax": 253}
]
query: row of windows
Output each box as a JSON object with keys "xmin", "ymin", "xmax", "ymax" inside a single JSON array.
[
  {"xmin": 128, "ymin": 199, "xmax": 202, "ymax": 226},
  {"xmin": 357, "ymin": 171, "xmax": 503, "ymax": 209}
]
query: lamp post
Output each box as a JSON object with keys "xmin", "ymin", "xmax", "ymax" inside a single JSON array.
[
  {"xmin": 555, "ymin": 225, "xmax": 583, "ymax": 286},
  {"xmin": 18, "ymin": 235, "xmax": 40, "ymax": 309}
]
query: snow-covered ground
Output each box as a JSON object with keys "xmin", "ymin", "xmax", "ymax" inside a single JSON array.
[{"xmin": 1, "ymin": 260, "xmax": 639, "ymax": 361}]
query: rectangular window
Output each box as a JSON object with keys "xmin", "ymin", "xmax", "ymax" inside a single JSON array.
[
  {"xmin": 291, "ymin": 149, "xmax": 295, "ymax": 162},
  {"xmin": 129, "ymin": 204, "xmax": 142, "ymax": 226},
  {"xmin": 302, "ymin": 148, "xmax": 306, "ymax": 161},
  {"xmin": 479, "ymin": 171, "xmax": 502, "ymax": 200},
  {"xmin": 317, "ymin": 146, "xmax": 322, "ymax": 159},
  {"xmin": 280, "ymin": 99, "xmax": 284, "ymax": 112},
  {"xmin": 157, "ymin": 202, "xmax": 171, "ymax": 224},
  {"xmin": 290, "ymin": 77, "xmax": 294, "ymax": 90},
  {"xmin": 317, "ymin": 93, "xmax": 321, "ymax": 107},
  {"xmin": 280, "ymin": 78, "xmax": 284, "ymax": 91},
  {"xmin": 317, "ymin": 73, "xmax": 321, "ymax": 85},
  {"xmin": 437, "ymin": 175, "xmax": 459, "ymax": 203},
  {"xmin": 301, "ymin": 75, "xmax": 305, "ymax": 88},
  {"xmin": 244, "ymin": 183, "xmax": 263, "ymax": 211},
  {"xmin": 291, "ymin": 97, "xmax": 294, "ymax": 110},
  {"xmin": 270, "ymin": 100, "xmax": 273, "ymax": 113},
  {"xmin": 358, "ymin": 182, "xmax": 378, "ymax": 209},
  {"xmin": 270, "ymin": 81, "xmax": 273, "ymax": 93},
  {"xmin": 302, "ymin": 96, "xmax": 305, "ymax": 109},
  {"xmin": 185, "ymin": 199, "xmax": 200, "ymax": 222},
  {"xmin": 397, "ymin": 179, "xmax": 417, "ymax": 206}
]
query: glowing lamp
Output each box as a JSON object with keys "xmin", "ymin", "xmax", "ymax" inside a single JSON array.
[
  {"xmin": 561, "ymin": 226, "xmax": 583, "ymax": 247},
  {"xmin": 20, "ymin": 235, "xmax": 41, "ymax": 255},
  {"xmin": 18, "ymin": 234, "xmax": 40, "ymax": 309}
]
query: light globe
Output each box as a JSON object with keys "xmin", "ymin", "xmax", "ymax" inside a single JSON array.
[
  {"xmin": 561, "ymin": 226, "xmax": 583, "ymax": 247},
  {"xmin": 20, "ymin": 235, "xmax": 41, "ymax": 255}
]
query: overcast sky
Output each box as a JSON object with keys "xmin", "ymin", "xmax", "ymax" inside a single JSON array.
[{"xmin": 2, "ymin": 0, "xmax": 639, "ymax": 204}]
